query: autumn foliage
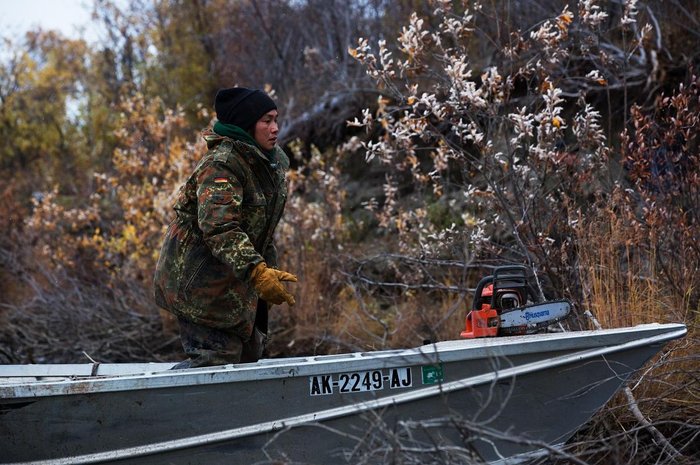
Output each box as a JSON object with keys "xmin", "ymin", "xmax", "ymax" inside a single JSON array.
[{"xmin": 0, "ymin": 0, "xmax": 698, "ymax": 463}]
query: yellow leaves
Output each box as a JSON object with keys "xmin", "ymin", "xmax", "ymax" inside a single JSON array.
[
  {"xmin": 263, "ymin": 84, "xmax": 276, "ymax": 99},
  {"xmin": 402, "ymin": 46, "xmax": 417, "ymax": 60},
  {"xmin": 586, "ymin": 70, "xmax": 608, "ymax": 86},
  {"xmin": 539, "ymin": 78, "xmax": 555, "ymax": 94},
  {"xmin": 462, "ymin": 212, "xmax": 479, "ymax": 228},
  {"xmin": 394, "ymin": 215, "xmax": 406, "ymax": 232},
  {"xmin": 559, "ymin": 11, "xmax": 574, "ymax": 25},
  {"xmin": 557, "ymin": 10, "xmax": 574, "ymax": 31},
  {"xmin": 23, "ymin": 92, "xmax": 201, "ymax": 285},
  {"xmin": 552, "ymin": 116, "xmax": 564, "ymax": 128},
  {"xmin": 405, "ymin": 153, "xmax": 419, "ymax": 170},
  {"xmin": 377, "ymin": 95, "xmax": 391, "ymax": 120},
  {"xmin": 122, "ymin": 223, "xmax": 138, "ymax": 243},
  {"xmin": 286, "ymin": 170, "xmax": 301, "ymax": 183}
]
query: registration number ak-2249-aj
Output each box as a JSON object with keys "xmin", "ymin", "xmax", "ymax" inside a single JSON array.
[{"xmin": 309, "ymin": 367, "xmax": 412, "ymax": 396}]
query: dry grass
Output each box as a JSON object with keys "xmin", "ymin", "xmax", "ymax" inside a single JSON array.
[
  {"xmin": 570, "ymin": 205, "xmax": 699, "ymax": 463},
  {"xmin": 272, "ymin": 236, "xmax": 474, "ymax": 358}
]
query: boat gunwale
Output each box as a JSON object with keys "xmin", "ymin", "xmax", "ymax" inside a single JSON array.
[{"xmin": 0, "ymin": 323, "xmax": 687, "ymax": 399}]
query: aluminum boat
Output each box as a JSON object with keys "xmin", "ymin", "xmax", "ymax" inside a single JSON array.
[{"xmin": 0, "ymin": 323, "xmax": 687, "ymax": 464}]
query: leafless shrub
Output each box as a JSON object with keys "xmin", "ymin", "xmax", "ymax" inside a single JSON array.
[{"xmin": 0, "ymin": 247, "xmax": 179, "ymax": 364}]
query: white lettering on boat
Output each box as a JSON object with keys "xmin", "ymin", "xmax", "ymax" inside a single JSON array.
[{"xmin": 309, "ymin": 367, "xmax": 413, "ymax": 396}]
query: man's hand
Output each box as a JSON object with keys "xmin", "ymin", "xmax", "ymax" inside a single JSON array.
[{"xmin": 250, "ymin": 262, "xmax": 297, "ymax": 306}]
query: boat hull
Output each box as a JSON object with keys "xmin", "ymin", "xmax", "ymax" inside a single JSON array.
[{"xmin": 0, "ymin": 323, "xmax": 687, "ymax": 464}]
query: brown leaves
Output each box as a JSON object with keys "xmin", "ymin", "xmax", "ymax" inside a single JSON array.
[{"xmin": 616, "ymin": 76, "xmax": 700, "ymax": 327}]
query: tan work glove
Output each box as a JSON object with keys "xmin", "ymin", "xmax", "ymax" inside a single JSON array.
[{"xmin": 250, "ymin": 262, "xmax": 297, "ymax": 306}]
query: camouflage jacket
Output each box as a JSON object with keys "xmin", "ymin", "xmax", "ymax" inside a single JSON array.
[{"xmin": 154, "ymin": 130, "xmax": 289, "ymax": 337}]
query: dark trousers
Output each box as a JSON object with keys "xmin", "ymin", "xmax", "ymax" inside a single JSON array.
[{"xmin": 173, "ymin": 300, "xmax": 268, "ymax": 369}]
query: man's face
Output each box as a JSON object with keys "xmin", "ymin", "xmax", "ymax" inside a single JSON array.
[{"xmin": 253, "ymin": 109, "xmax": 279, "ymax": 151}]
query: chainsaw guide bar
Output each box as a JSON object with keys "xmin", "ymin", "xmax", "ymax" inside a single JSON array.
[{"xmin": 498, "ymin": 300, "xmax": 572, "ymax": 335}]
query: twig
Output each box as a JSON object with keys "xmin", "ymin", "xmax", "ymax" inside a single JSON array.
[
  {"xmin": 82, "ymin": 351, "xmax": 98, "ymax": 364},
  {"xmin": 622, "ymin": 386, "xmax": 683, "ymax": 461}
]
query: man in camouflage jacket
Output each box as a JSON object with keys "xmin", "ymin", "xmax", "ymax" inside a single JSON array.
[{"xmin": 154, "ymin": 87, "xmax": 296, "ymax": 368}]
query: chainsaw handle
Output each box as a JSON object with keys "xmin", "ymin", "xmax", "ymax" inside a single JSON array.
[
  {"xmin": 472, "ymin": 275, "xmax": 494, "ymax": 310},
  {"xmin": 492, "ymin": 265, "xmax": 530, "ymax": 307},
  {"xmin": 472, "ymin": 265, "xmax": 536, "ymax": 311}
]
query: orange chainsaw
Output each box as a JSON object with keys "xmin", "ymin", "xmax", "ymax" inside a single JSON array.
[{"xmin": 461, "ymin": 265, "xmax": 571, "ymax": 338}]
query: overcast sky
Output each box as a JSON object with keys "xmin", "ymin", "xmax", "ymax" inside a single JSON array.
[{"xmin": 0, "ymin": 0, "xmax": 97, "ymax": 41}]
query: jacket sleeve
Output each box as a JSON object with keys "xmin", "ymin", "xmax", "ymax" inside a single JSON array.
[{"xmin": 196, "ymin": 161, "xmax": 264, "ymax": 281}]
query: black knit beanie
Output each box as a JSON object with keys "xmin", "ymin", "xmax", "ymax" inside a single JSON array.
[{"xmin": 214, "ymin": 87, "xmax": 277, "ymax": 130}]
